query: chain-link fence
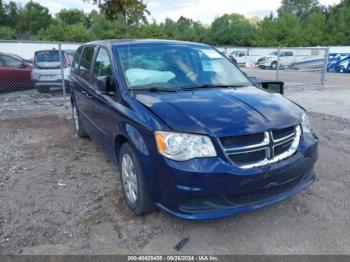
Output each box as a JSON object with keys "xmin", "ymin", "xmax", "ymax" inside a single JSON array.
[
  {"xmin": 1, "ymin": 42, "xmax": 349, "ymax": 119},
  {"xmin": 0, "ymin": 41, "xmax": 82, "ymax": 119},
  {"xmin": 217, "ymin": 46, "xmax": 349, "ymax": 89}
]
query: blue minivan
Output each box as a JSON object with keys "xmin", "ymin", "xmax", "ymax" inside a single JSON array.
[{"xmin": 70, "ymin": 40, "xmax": 318, "ymax": 220}]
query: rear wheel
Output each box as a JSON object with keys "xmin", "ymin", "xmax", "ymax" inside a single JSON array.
[
  {"xmin": 72, "ymin": 101, "xmax": 88, "ymax": 138},
  {"xmin": 119, "ymin": 143, "xmax": 154, "ymax": 215}
]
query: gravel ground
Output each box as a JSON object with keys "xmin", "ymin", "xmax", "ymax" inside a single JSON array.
[{"xmin": 0, "ymin": 90, "xmax": 349, "ymax": 255}]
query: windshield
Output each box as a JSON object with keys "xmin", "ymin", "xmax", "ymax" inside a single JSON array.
[{"xmin": 114, "ymin": 44, "xmax": 250, "ymax": 90}]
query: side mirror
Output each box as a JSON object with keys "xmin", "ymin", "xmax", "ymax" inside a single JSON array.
[
  {"xmin": 96, "ymin": 75, "xmax": 110, "ymax": 93},
  {"xmin": 19, "ymin": 62, "xmax": 27, "ymax": 68},
  {"xmin": 260, "ymin": 81, "xmax": 284, "ymax": 95}
]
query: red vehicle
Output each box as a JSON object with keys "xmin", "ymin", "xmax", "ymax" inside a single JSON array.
[{"xmin": 0, "ymin": 52, "xmax": 33, "ymax": 92}]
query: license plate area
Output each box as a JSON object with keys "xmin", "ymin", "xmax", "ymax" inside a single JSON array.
[{"xmin": 40, "ymin": 75, "xmax": 58, "ymax": 81}]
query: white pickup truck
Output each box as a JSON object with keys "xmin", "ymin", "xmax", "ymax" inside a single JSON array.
[
  {"xmin": 228, "ymin": 50, "xmax": 250, "ymax": 65},
  {"xmin": 257, "ymin": 51, "xmax": 296, "ymax": 70}
]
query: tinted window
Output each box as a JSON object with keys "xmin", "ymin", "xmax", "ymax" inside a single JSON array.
[
  {"xmin": 72, "ymin": 47, "xmax": 82, "ymax": 73},
  {"xmin": 79, "ymin": 46, "xmax": 95, "ymax": 76},
  {"xmin": 2, "ymin": 55, "xmax": 22, "ymax": 67},
  {"xmin": 0, "ymin": 56, "xmax": 4, "ymax": 66},
  {"xmin": 93, "ymin": 48, "xmax": 112, "ymax": 77},
  {"xmin": 35, "ymin": 50, "xmax": 61, "ymax": 63}
]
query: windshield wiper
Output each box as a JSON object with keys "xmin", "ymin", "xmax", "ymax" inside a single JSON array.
[
  {"xmin": 179, "ymin": 84, "xmax": 246, "ymax": 90},
  {"xmin": 130, "ymin": 87, "xmax": 178, "ymax": 92}
]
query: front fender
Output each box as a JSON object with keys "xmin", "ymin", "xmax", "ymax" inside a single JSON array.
[{"xmin": 124, "ymin": 123, "xmax": 150, "ymax": 157}]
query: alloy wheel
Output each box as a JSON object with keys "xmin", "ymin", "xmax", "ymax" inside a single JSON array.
[{"xmin": 121, "ymin": 153, "xmax": 138, "ymax": 204}]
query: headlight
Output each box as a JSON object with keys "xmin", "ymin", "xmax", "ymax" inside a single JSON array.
[
  {"xmin": 301, "ymin": 112, "xmax": 312, "ymax": 133},
  {"xmin": 155, "ymin": 131, "xmax": 217, "ymax": 161}
]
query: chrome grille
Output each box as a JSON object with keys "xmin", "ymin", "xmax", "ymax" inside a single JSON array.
[
  {"xmin": 220, "ymin": 125, "xmax": 301, "ymax": 169},
  {"xmin": 220, "ymin": 133, "xmax": 265, "ymax": 148}
]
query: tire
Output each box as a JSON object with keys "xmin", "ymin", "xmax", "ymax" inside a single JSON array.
[
  {"xmin": 36, "ymin": 86, "xmax": 50, "ymax": 93},
  {"xmin": 271, "ymin": 61, "xmax": 278, "ymax": 70},
  {"xmin": 72, "ymin": 101, "xmax": 88, "ymax": 138},
  {"xmin": 119, "ymin": 142, "xmax": 154, "ymax": 215}
]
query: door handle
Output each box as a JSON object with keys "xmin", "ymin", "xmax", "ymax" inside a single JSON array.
[{"xmin": 81, "ymin": 90, "xmax": 92, "ymax": 98}]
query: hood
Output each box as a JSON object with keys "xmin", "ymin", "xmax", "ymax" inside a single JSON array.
[{"xmin": 135, "ymin": 86, "xmax": 303, "ymax": 137}]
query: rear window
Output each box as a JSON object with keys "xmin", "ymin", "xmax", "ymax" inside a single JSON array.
[{"xmin": 35, "ymin": 50, "xmax": 61, "ymax": 63}]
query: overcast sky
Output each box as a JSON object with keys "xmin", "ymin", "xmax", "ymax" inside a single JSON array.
[{"xmin": 13, "ymin": 0, "xmax": 341, "ymax": 24}]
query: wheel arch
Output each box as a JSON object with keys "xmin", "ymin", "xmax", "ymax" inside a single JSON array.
[{"xmin": 114, "ymin": 123, "xmax": 150, "ymax": 163}]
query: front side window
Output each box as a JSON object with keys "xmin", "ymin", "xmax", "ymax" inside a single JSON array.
[
  {"xmin": 93, "ymin": 48, "xmax": 112, "ymax": 78},
  {"xmin": 115, "ymin": 44, "xmax": 249, "ymax": 90}
]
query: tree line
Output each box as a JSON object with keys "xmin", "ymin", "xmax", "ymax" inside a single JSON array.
[{"xmin": 0, "ymin": 0, "xmax": 349, "ymax": 46}]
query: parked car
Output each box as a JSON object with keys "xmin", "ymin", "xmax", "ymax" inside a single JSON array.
[
  {"xmin": 228, "ymin": 50, "xmax": 252, "ymax": 66},
  {"xmin": 70, "ymin": 40, "xmax": 318, "ymax": 220},
  {"xmin": 0, "ymin": 52, "xmax": 33, "ymax": 92},
  {"xmin": 257, "ymin": 51, "xmax": 295, "ymax": 70},
  {"xmin": 6, "ymin": 53, "xmax": 33, "ymax": 65},
  {"xmin": 31, "ymin": 49, "xmax": 75, "ymax": 93}
]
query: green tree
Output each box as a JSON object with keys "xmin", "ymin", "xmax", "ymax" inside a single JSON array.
[
  {"xmin": 274, "ymin": 12, "xmax": 303, "ymax": 46},
  {"xmin": 253, "ymin": 14, "xmax": 280, "ymax": 46},
  {"xmin": 134, "ymin": 20, "xmax": 166, "ymax": 39},
  {"xmin": 301, "ymin": 9, "xmax": 327, "ymax": 45},
  {"xmin": 89, "ymin": 13, "xmax": 129, "ymax": 39},
  {"xmin": 278, "ymin": 0, "xmax": 320, "ymax": 18},
  {"xmin": 84, "ymin": 0, "xmax": 149, "ymax": 24},
  {"xmin": 0, "ymin": 25, "xmax": 16, "ymax": 39},
  {"xmin": 36, "ymin": 20, "xmax": 66, "ymax": 41},
  {"xmin": 254, "ymin": 12, "xmax": 304, "ymax": 47},
  {"xmin": 65, "ymin": 23, "xmax": 94, "ymax": 42},
  {"xmin": 0, "ymin": 0, "xmax": 7, "ymax": 26},
  {"xmin": 57, "ymin": 9, "xmax": 88, "ymax": 26},
  {"xmin": 4, "ymin": 1, "xmax": 21, "ymax": 28},
  {"xmin": 24, "ymin": 1, "xmax": 52, "ymax": 34},
  {"xmin": 209, "ymin": 13, "xmax": 256, "ymax": 46},
  {"xmin": 327, "ymin": 0, "xmax": 350, "ymax": 45}
]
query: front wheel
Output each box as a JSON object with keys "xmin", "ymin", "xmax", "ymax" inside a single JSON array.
[
  {"xmin": 119, "ymin": 143, "xmax": 154, "ymax": 215},
  {"xmin": 271, "ymin": 61, "xmax": 278, "ymax": 70}
]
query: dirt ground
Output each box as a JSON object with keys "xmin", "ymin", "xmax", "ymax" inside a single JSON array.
[{"xmin": 0, "ymin": 91, "xmax": 350, "ymax": 255}]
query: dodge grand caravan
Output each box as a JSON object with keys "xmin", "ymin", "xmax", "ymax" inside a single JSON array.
[{"xmin": 70, "ymin": 40, "xmax": 318, "ymax": 220}]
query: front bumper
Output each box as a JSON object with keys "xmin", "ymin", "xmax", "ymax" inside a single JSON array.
[{"xmin": 146, "ymin": 133, "xmax": 318, "ymax": 220}]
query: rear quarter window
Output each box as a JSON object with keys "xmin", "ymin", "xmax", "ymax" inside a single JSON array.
[
  {"xmin": 71, "ymin": 47, "xmax": 83, "ymax": 74},
  {"xmin": 79, "ymin": 46, "xmax": 95, "ymax": 77},
  {"xmin": 2, "ymin": 55, "xmax": 22, "ymax": 67}
]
